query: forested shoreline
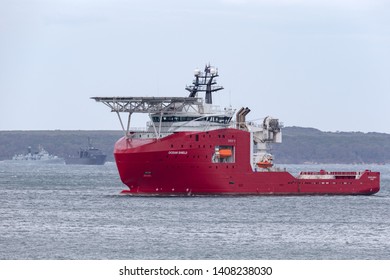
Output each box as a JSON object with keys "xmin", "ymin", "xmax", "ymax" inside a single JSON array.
[{"xmin": 1, "ymin": 127, "xmax": 389, "ymax": 164}]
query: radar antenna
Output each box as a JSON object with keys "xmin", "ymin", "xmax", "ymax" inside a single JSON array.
[{"xmin": 185, "ymin": 64, "xmax": 223, "ymax": 104}]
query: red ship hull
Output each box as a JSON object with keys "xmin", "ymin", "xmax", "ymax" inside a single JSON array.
[{"xmin": 114, "ymin": 129, "xmax": 380, "ymax": 196}]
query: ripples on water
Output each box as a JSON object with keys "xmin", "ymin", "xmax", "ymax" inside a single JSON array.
[{"xmin": 0, "ymin": 162, "xmax": 389, "ymax": 259}]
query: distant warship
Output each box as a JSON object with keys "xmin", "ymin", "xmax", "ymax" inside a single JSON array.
[
  {"xmin": 65, "ymin": 138, "xmax": 106, "ymax": 165},
  {"xmin": 12, "ymin": 145, "xmax": 64, "ymax": 164}
]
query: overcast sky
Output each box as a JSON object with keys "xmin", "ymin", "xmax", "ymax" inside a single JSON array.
[{"xmin": 1, "ymin": 0, "xmax": 389, "ymax": 133}]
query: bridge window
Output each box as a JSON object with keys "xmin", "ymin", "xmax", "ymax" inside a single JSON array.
[{"xmin": 152, "ymin": 115, "xmax": 231, "ymax": 124}]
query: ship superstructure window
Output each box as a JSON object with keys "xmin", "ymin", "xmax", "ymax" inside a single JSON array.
[
  {"xmin": 151, "ymin": 116, "xmax": 231, "ymax": 124},
  {"xmin": 212, "ymin": 146, "xmax": 235, "ymax": 163}
]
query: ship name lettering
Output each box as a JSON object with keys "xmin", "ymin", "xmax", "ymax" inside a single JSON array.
[{"xmin": 168, "ymin": 151, "xmax": 188, "ymax": 155}]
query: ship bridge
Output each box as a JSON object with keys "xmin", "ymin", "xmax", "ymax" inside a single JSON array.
[
  {"xmin": 92, "ymin": 65, "xmax": 234, "ymax": 138},
  {"xmin": 91, "ymin": 96, "xmax": 234, "ymax": 138}
]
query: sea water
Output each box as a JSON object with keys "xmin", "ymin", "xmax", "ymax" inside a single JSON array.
[{"xmin": 0, "ymin": 161, "xmax": 389, "ymax": 260}]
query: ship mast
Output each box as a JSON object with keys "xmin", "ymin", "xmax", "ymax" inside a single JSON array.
[{"xmin": 185, "ymin": 64, "xmax": 223, "ymax": 104}]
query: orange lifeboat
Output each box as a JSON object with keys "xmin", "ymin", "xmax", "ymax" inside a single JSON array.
[
  {"xmin": 256, "ymin": 161, "xmax": 273, "ymax": 168},
  {"xmin": 217, "ymin": 149, "xmax": 232, "ymax": 158}
]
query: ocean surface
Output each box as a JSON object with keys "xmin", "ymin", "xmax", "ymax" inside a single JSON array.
[{"xmin": 0, "ymin": 161, "xmax": 389, "ymax": 260}]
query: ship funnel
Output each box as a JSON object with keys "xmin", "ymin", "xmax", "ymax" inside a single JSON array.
[{"xmin": 236, "ymin": 107, "xmax": 251, "ymax": 130}]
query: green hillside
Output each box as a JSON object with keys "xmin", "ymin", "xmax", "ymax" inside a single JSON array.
[
  {"xmin": 272, "ymin": 127, "xmax": 390, "ymax": 164},
  {"xmin": 1, "ymin": 128, "xmax": 389, "ymax": 163}
]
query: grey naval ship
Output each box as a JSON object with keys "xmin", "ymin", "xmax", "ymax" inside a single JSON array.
[{"xmin": 65, "ymin": 138, "xmax": 107, "ymax": 165}]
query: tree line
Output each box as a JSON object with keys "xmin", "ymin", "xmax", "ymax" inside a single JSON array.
[{"xmin": 0, "ymin": 128, "xmax": 389, "ymax": 163}]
